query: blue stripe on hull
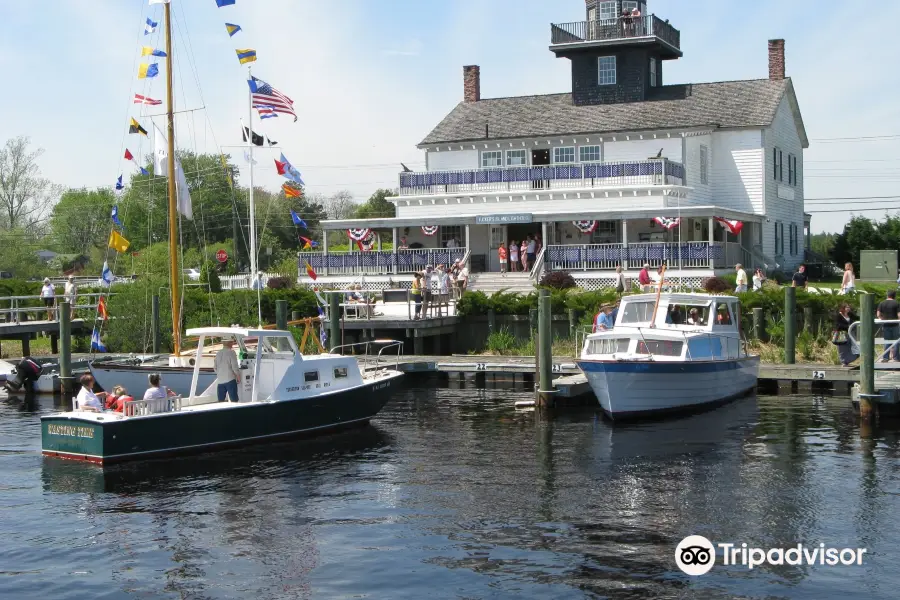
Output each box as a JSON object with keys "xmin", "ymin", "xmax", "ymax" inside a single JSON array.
[{"xmin": 577, "ymin": 358, "xmax": 758, "ymax": 374}]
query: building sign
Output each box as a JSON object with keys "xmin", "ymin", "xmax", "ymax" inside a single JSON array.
[{"xmin": 475, "ymin": 214, "xmax": 533, "ymax": 225}]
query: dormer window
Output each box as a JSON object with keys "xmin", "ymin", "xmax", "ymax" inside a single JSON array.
[{"xmin": 597, "ymin": 56, "xmax": 616, "ymax": 85}]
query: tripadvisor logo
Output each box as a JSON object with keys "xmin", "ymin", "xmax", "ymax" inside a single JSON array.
[{"xmin": 675, "ymin": 535, "xmax": 867, "ymax": 576}]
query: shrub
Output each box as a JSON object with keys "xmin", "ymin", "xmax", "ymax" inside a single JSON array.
[
  {"xmin": 704, "ymin": 276, "xmax": 731, "ymax": 294},
  {"xmin": 457, "ymin": 290, "xmax": 491, "ymax": 316},
  {"xmin": 540, "ymin": 270, "xmax": 576, "ymax": 290},
  {"xmin": 266, "ymin": 276, "xmax": 295, "ymax": 290},
  {"xmin": 200, "ymin": 261, "xmax": 221, "ymax": 293},
  {"xmin": 485, "ymin": 328, "xmax": 518, "ymax": 355}
]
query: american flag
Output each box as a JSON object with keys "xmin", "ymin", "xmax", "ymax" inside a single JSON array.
[{"xmin": 248, "ymin": 76, "xmax": 296, "ymax": 121}]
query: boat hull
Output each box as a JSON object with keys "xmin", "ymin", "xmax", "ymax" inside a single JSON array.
[
  {"xmin": 41, "ymin": 374, "xmax": 400, "ymax": 464},
  {"xmin": 89, "ymin": 362, "xmax": 215, "ymax": 397},
  {"xmin": 576, "ymin": 356, "xmax": 760, "ymax": 420}
]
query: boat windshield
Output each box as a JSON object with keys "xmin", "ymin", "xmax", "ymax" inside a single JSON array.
[
  {"xmin": 666, "ymin": 303, "xmax": 711, "ymax": 326},
  {"xmin": 619, "ymin": 301, "xmax": 656, "ymax": 324}
]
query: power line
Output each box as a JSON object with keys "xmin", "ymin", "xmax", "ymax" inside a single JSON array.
[
  {"xmin": 811, "ymin": 134, "xmax": 900, "ymax": 143},
  {"xmin": 807, "ymin": 206, "xmax": 900, "ymax": 213},
  {"xmin": 806, "ymin": 195, "xmax": 900, "ymax": 201}
]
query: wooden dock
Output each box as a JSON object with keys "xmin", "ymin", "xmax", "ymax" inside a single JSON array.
[{"xmin": 371, "ymin": 356, "xmax": 863, "ymax": 399}]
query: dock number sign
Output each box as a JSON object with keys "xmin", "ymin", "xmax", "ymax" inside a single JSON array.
[
  {"xmin": 812, "ymin": 371, "xmax": 825, "ymax": 380},
  {"xmin": 216, "ymin": 249, "xmax": 228, "ymax": 263}
]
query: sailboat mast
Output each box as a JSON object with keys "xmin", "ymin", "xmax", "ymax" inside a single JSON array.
[
  {"xmin": 164, "ymin": 2, "xmax": 181, "ymax": 356},
  {"xmin": 248, "ymin": 68, "xmax": 261, "ymax": 327}
]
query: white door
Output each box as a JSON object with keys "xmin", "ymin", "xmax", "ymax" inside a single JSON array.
[{"xmin": 489, "ymin": 225, "xmax": 507, "ymax": 272}]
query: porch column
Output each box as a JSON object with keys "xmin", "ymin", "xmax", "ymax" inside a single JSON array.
[
  {"xmin": 541, "ymin": 221, "xmax": 548, "ymax": 251},
  {"xmin": 465, "ymin": 224, "xmax": 471, "ymax": 258},
  {"xmin": 392, "ymin": 227, "xmax": 398, "ymax": 274},
  {"xmin": 322, "ymin": 229, "xmax": 329, "ymax": 276},
  {"xmin": 708, "ymin": 217, "xmax": 715, "ymax": 269},
  {"xmin": 621, "ymin": 219, "xmax": 628, "ymax": 270},
  {"xmin": 377, "ymin": 232, "xmax": 382, "ymax": 252}
]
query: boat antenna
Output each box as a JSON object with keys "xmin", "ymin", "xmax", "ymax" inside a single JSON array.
[
  {"xmin": 247, "ymin": 66, "xmax": 262, "ymax": 328},
  {"xmin": 163, "ymin": 1, "xmax": 181, "ymax": 356},
  {"xmin": 649, "ymin": 264, "xmax": 666, "ymax": 328}
]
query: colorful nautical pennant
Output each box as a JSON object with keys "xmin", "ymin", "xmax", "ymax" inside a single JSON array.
[
  {"xmin": 299, "ymin": 236, "xmax": 318, "ymax": 250},
  {"xmin": 236, "ymin": 49, "xmax": 257, "ymax": 65},
  {"xmin": 278, "ymin": 153, "xmax": 304, "ymax": 185},
  {"xmin": 283, "ymin": 184, "xmax": 302, "ymax": 198},
  {"xmin": 248, "ymin": 76, "xmax": 297, "ymax": 121},
  {"xmin": 653, "ymin": 216, "xmax": 681, "ymax": 230},
  {"xmin": 254, "ymin": 104, "xmax": 278, "ymax": 119},
  {"xmin": 144, "ymin": 18, "xmax": 158, "ymax": 35},
  {"xmin": 141, "ymin": 46, "xmax": 167, "ymax": 57},
  {"xmin": 305, "ymin": 261, "xmax": 318, "ymax": 280},
  {"xmin": 219, "ymin": 154, "xmax": 233, "ymax": 189},
  {"xmin": 242, "ymin": 124, "xmax": 264, "ymax": 147},
  {"xmin": 108, "ymin": 230, "xmax": 130, "ymax": 253},
  {"xmin": 133, "ymin": 94, "xmax": 162, "ymax": 105},
  {"xmin": 111, "ymin": 205, "xmax": 125, "ymax": 229},
  {"xmin": 572, "ymin": 220, "xmax": 598, "ymax": 234},
  {"xmin": 421, "ymin": 225, "xmax": 439, "ymax": 236},
  {"xmin": 124, "ymin": 149, "xmax": 134, "ymax": 161},
  {"xmin": 243, "ymin": 150, "xmax": 258, "ymax": 165},
  {"xmin": 101, "ymin": 261, "xmax": 115, "ymax": 287},
  {"xmin": 225, "ymin": 23, "xmax": 242, "ymax": 37},
  {"xmin": 97, "ymin": 296, "xmax": 109, "ymax": 321},
  {"xmin": 129, "ymin": 118, "xmax": 148, "ymax": 136},
  {"xmin": 216, "ymin": 0, "xmax": 236, "ymax": 6},
  {"xmin": 115, "ymin": 175, "xmax": 124, "ymax": 191},
  {"xmin": 91, "ymin": 328, "xmax": 108, "ymax": 353},
  {"xmin": 714, "ymin": 217, "xmax": 744, "ymax": 235},
  {"xmin": 138, "ymin": 63, "xmax": 159, "ymax": 79},
  {"xmin": 290, "ymin": 209, "xmax": 307, "ymax": 227}
]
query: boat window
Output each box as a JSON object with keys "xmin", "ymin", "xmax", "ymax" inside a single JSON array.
[
  {"xmin": 714, "ymin": 303, "xmax": 733, "ymax": 326},
  {"xmin": 588, "ymin": 338, "xmax": 630, "ymax": 354},
  {"xmin": 619, "ymin": 301, "xmax": 655, "ymax": 324},
  {"xmin": 304, "ymin": 371, "xmax": 319, "ymax": 383},
  {"xmin": 636, "ymin": 340, "xmax": 684, "ymax": 356},
  {"xmin": 333, "ymin": 367, "xmax": 348, "ymax": 379},
  {"xmin": 681, "ymin": 305, "xmax": 710, "ymax": 326}
]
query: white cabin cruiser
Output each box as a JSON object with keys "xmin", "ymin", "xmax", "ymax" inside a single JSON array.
[{"xmin": 577, "ymin": 293, "xmax": 759, "ymax": 420}]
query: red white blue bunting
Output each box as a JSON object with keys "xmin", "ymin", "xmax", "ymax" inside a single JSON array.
[
  {"xmin": 572, "ymin": 220, "xmax": 598, "ymax": 234},
  {"xmin": 653, "ymin": 216, "xmax": 681, "ymax": 230},
  {"xmin": 714, "ymin": 217, "xmax": 743, "ymax": 235},
  {"xmin": 347, "ymin": 228, "xmax": 372, "ymax": 241},
  {"xmin": 421, "ymin": 225, "xmax": 439, "ymax": 236}
]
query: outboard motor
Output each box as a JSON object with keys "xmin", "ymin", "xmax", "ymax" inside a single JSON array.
[{"xmin": 5, "ymin": 357, "xmax": 42, "ymax": 392}]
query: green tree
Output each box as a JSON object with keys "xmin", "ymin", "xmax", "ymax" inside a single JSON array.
[
  {"xmin": 50, "ymin": 188, "xmax": 116, "ymax": 255},
  {"xmin": 0, "ymin": 228, "xmax": 45, "ymax": 278},
  {"xmin": 830, "ymin": 215, "xmax": 881, "ymax": 271},
  {"xmin": 0, "ymin": 136, "xmax": 62, "ymax": 230},
  {"xmin": 354, "ymin": 188, "xmax": 397, "ymax": 219}
]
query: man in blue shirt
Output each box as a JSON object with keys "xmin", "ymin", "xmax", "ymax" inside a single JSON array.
[{"xmin": 594, "ymin": 305, "xmax": 615, "ymax": 332}]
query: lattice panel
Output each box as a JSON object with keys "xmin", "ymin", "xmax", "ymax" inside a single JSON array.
[
  {"xmin": 298, "ymin": 280, "xmax": 413, "ymax": 292},
  {"xmin": 572, "ymin": 276, "xmax": 706, "ymax": 291}
]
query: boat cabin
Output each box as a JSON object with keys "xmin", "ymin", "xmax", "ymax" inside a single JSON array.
[{"xmin": 584, "ymin": 293, "xmax": 744, "ymax": 361}]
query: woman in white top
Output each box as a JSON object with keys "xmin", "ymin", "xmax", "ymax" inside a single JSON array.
[
  {"xmin": 40, "ymin": 278, "xmax": 56, "ymax": 321},
  {"xmin": 76, "ymin": 374, "xmax": 106, "ymax": 412},
  {"xmin": 509, "ymin": 241, "xmax": 519, "ymax": 272},
  {"xmin": 63, "ymin": 276, "xmax": 77, "ymax": 319},
  {"xmin": 752, "ymin": 268, "xmax": 766, "ymax": 292},
  {"xmin": 613, "ymin": 265, "xmax": 626, "ymax": 296},
  {"xmin": 840, "ymin": 262, "xmax": 856, "ymax": 295},
  {"xmin": 143, "ymin": 372, "xmax": 177, "ymax": 400}
]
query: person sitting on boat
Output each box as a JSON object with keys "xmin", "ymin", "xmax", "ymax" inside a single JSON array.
[
  {"xmin": 105, "ymin": 385, "xmax": 132, "ymax": 412},
  {"xmin": 143, "ymin": 373, "xmax": 177, "ymax": 401},
  {"xmin": 76, "ymin": 374, "xmax": 106, "ymax": 412},
  {"xmin": 593, "ymin": 305, "xmax": 615, "ymax": 332},
  {"xmin": 214, "ymin": 339, "xmax": 241, "ymax": 403},
  {"xmin": 716, "ymin": 306, "xmax": 732, "ymax": 325},
  {"xmin": 667, "ymin": 305, "xmax": 684, "ymax": 325},
  {"xmin": 688, "ymin": 308, "xmax": 704, "ymax": 326}
]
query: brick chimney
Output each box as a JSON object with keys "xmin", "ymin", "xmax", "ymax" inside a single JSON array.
[
  {"xmin": 768, "ymin": 39, "xmax": 785, "ymax": 80},
  {"xmin": 463, "ymin": 65, "xmax": 481, "ymax": 103}
]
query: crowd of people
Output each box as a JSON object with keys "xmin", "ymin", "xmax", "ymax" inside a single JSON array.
[
  {"xmin": 411, "ymin": 260, "xmax": 469, "ymax": 320},
  {"xmin": 498, "ymin": 235, "xmax": 541, "ymax": 273},
  {"xmin": 39, "ymin": 276, "xmax": 78, "ymax": 321}
]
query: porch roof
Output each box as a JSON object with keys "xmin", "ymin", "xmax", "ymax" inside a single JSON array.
[{"xmin": 321, "ymin": 206, "xmax": 762, "ymax": 231}]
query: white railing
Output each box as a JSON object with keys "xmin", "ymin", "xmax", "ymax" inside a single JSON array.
[
  {"xmin": 848, "ymin": 319, "xmax": 900, "ymax": 361},
  {"xmin": 220, "ymin": 272, "xmax": 291, "ymax": 291},
  {"xmin": 0, "ymin": 293, "xmax": 105, "ymax": 324},
  {"xmin": 122, "ymin": 395, "xmax": 182, "ymax": 417},
  {"xmin": 303, "ymin": 247, "xmax": 468, "ymax": 276},
  {"xmin": 530, "ymin": 247, "xmax": 547, "ymax": 283},
  {"xmin": 397, "ymin": 159, "xmax": 685, "ymax": 197},
  {"xmin": 545, "ymin": 242, "xmax": 729, "ymax": 271}
]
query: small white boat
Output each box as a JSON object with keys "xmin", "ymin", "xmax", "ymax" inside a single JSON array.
[{"xmin": 577, "ymin": 292, "xmax": 759, "ymax": 420}]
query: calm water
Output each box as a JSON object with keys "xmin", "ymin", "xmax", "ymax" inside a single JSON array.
[{"xmin": 1, "ymin": 382, "xmax": 898, "ymax": 599}]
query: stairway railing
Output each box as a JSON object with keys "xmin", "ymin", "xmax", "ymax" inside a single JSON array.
[{"xmin": 530, "ymin": 247, "xmax": 546, "ymax": 284}]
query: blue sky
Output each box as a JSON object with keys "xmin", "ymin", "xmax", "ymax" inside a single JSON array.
[{"xmin": 0, "ymin": 0, "xmax": 897, "ymax": 233}]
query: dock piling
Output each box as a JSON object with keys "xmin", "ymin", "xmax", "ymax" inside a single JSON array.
[
  {"xmin": 151, "ymin": 295, "xmax": 161, "ymax": 354},
  {"xmin": 536, "ymin": 289, "xmax": 554, "ymax": 407},
  {"xmin": 328, "ymin": 292, "xmax": 340, "ymax": 351},
  {"xmin": 59, "ymin": 301, "xmax": 73, "ymax": 397},
  {"xmin": 784, "ymin": 287, "xmax": 796, "ymax": 364},
  {"xmin": 859, "ymin": 293, "xmax": 877, "ymax": 419},
  {"xmin": 752, "ymin": 307, "xmax": 765, "ymax": 341}
]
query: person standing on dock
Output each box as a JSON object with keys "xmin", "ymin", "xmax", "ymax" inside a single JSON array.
[
  {"xmin": 411, "ymin": 273, "xmax": 423, "ymax": 320},
  {"xmin": 638, "ymin": 264, "xmax": 652, "ymax": 293},
  {"xmin": 735, "ymin": 264, "xmax": 748, "ymax": 293},
  {"xmin": 833, "ymin": 304, "xmax": 859, "ymax": 367},
  {"xmin": 877, "ymin": 290, "xmax": 900, "ymax": 362},
  {"xmin": 214, "ymin": 339, "xmax": 241, "ymax": 402},
  {"xmin": 40, "ymin": 278, "xmax": 56, "ymax": 321},
  {"xmin": 64, "ymin": 276, "xmax": 77, "ymax": 320}
]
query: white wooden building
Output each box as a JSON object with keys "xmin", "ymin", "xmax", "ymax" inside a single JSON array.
[{"xmin": 312, "ymin": 1, "xmax": 809, "ymax": 291}]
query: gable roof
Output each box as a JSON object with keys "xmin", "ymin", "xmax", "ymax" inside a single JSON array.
[{"xmin": 420, "ymin": 78, "xmax": 793, "ymax": 146}]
